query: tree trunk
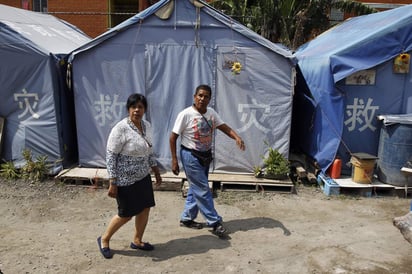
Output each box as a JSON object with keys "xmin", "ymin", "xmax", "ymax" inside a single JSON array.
[{"xmin": 139, "ymin": 0, "xmax": 150, "ymax": 12}]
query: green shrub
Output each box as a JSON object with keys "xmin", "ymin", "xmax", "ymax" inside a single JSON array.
[
  {"xmin": 254, "ymin": 141, "xmax": 290, "ymax": 179},
  {"xmin": 1, "ymin": 149, "xmax": 59, "ymax": 183},
  {"xmin": 263, "ymin": 147, "xmax": 290, "ymax": 176},
  {"xmin": 0, "ymin": 161, "xmax": 20, "ymax": 180},
  {"xmin": 21, "ymin": 149, "xmax": 50, "ymax": 182},
  {"xmin": 31, "ymin": 155, "xmax": 49, "ymax": 182}
]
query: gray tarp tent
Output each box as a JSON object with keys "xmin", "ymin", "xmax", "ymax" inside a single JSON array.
[
  {"xmin": 0, "ymin": 4, "xmax": 90, "ymax": 171},
  {"xmin": 293, "ymin": 5, "xmax": 412, "ymax": 175},
  {"xmin": 69, "ymin": 0, "xmax": 295, "ymax": 173}
]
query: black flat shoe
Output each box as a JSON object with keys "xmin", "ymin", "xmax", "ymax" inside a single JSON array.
[
  {"xmin": 97, "ymin": 236, "xmax": 113, "ymax": 259},
  {"xmin": 130, "ymin": 242, "xmax": 154, "ymax": 251},
  {"xmin": 180, "ymin": 220, "xmax": 203, "ymax": 229}
]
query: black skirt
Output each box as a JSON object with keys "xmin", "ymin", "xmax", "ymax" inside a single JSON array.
[{"xmin": 116, "ymin": 174, "xmax": 155, "ymax": 217}]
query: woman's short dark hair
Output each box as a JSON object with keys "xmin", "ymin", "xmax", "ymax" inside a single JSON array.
[
  {"xmin": 195, "ymin": 84, "xmax": 212, "ymax": 97},
  {"xmin": 126, "ymin": 93, "xmax": 147, "ymax": 111}
]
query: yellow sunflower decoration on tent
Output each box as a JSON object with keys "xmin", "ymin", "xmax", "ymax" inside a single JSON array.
[
  {"xmin": 393, "ymin": 53, "xmax": 410, "ymax": 74},
  {"xmin": 231, "ymin": 61, "xmax": 242, "ymax": 75}
]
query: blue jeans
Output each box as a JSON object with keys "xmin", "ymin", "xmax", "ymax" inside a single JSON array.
[{"xmin": 180, "ymin": 147, "xmax": 222, "ymax": 227}]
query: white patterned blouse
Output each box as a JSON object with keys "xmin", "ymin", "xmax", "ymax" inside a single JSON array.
[{"xmin": 106, "ymin": 117, "xmax": 157, "ymax": 186}]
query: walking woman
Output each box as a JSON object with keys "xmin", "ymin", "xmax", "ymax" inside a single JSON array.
[{"xmin": 97, "ymin": 93, "xmax": 162, "ymax": 259}]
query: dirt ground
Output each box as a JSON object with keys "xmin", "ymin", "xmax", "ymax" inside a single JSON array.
[{"xmin": 0, "ymin": 178, "xmax": 411, "ymax": 274}]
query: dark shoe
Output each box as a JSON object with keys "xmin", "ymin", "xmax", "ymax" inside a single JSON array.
[
  {"xmin": 180, "ymin": 220, "xmax": 203, "ymax": 229},
  {"xmin": 130, "ymin": 242, "xmax": 154, "ymax": 251},
  {"xmin": 212, "ymin": 223, "xmax": 227, "ymax": 238},
  {"xmin": 97, "ymin": 236, "xmax": 113, "ymax": 259}
]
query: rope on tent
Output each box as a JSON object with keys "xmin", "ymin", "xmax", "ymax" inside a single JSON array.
[
  {"xmin": 127, "ymin": 19, "xmax": 143, "ymax": 61},
  {"xmin": 230, "ymin": 16, "xmax": 238, "ymax": 60},
  {"xmin": 195, "ymin": 5, "xmax": 201, "ymax": 47},
  {"xmin": 318, "ymin": 103, "xmax": 353, "ymax": 161},
  {"xmin": 119, "ymin": 18, "xmax": 143, "ymax": 92}
]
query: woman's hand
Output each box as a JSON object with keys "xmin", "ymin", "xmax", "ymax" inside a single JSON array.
[
  {"xmin": 154, "ymin": 174, "xmax": 162, "ymax": 186},
  {"xmin": 107, "ymin": 184, "xmax": 118, "ymax": 198}
]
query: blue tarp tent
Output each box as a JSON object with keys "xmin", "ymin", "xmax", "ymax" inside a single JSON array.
[
  {"xmin": 68, "ymin": 0, "xmax": 296, "ymax": 173},
  {"xmin": 293, "ymin": 5, "xmax": 412, "ymax": 174},
  {"xmin": 0, "ymin": 4, "xmax": 90, "ymax": 171}
]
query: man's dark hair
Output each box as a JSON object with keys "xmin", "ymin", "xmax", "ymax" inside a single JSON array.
[{"xmin": 195, "ymin": 84, "xmax": 212, "ymax": 97}]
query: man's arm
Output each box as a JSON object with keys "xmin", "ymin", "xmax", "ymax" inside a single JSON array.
[{"xmin": 217, "ymin": 124, "xmax": 245, "ymax": 151}]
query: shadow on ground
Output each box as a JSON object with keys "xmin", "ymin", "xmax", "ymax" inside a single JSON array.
[
  {"xmin": 113, "ymin": 217, "xmax": 290, "ymax": 261},
  {"xmin": 114, "ymin": 234, "xmax": 230, "ymax": 261},
  {"xmin": 225, "ymin": 217, "xmax": 291, "ymax": 236}
]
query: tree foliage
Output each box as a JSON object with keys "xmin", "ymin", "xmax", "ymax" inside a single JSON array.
[{"xmin": 208, "ymin": 0, "xmax": 377, "ymax": 50}]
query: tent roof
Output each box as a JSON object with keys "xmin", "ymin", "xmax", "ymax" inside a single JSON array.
[
  {"xmin": 295, "ymin": 4, "xmax": 412, "ymax": 85},
  {"xmin": 0, "ymin": 4, "xmax": 90, "ymax": 54},
  {"xmin": 70, "ymin": 0, "xmax": 294, "ymax": 61}
]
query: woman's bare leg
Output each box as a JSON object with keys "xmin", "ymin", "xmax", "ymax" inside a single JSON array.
[
  {"xmin": 133, "ymin": 208, "xmax": 150, "ymax": 245},
  {"xmin": 101, "ymin": 215, "xmax": 132, "ymax": 247}
]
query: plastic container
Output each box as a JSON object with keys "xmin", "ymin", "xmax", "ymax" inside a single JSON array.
[
  {"xmin": 377, "ymin": 114, "xmax": 412, "ymax": 186},
  {"xmin": 350, "ymin": 156, "xmax": 376, "ymax": 184},
  {"xmin": 328, "ymin": 158, "xmax": 342, "ymax": 179}
]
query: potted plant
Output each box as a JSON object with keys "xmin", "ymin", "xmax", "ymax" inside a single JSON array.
[{"xmin": 255, "ymin": 142, "xmax": 290, "ymax": 180}]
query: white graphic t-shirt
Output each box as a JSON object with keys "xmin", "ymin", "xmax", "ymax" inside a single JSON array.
[{"xmin": 172, "ymin": 106, "xmax": 224, "ymax": 152}]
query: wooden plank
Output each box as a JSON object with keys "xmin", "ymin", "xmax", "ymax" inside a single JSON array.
[
  {"xmin": 161, "ymin": 172, "xmax": 293, "ymax": 185},
  {"xmin": 158, "ymin": 171, "xmax": 186, "ymax": 180},
  {"xmin": 334, "ymin": 177, "xmax": 394, "ymax": 189},
  {"xmin": 401, "ymin": 167, "xmax": 412, "ymax": 174},
  {"xmin": 209, "ymin": 173, "xmax": 293, "ymax": 185},
  {"xmin": 393, "ymin": 185, "xmax": 412, "ymax": 198},
  {"xmin": 220, "ymin": 181, "xmax": 294, "ymax": 193},
  {"xmin": 55, "ymin": 167, "xmax": 109, "ymax": 181},
  {"xmin": 221, "ymin": 182, "xmax": 258, "ymax": 192},
  {"xmin": 154, "ymin": 178, "xmax": 182, "ymax": 192},
  {"xmin": 307, "ymin": 172, "xmax": 318, "ymax": 184},
  {"xmin": 295, "ymin": 166, "xmax": 307, "ymax": 178}
]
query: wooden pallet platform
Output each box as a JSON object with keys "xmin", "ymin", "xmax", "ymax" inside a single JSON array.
[
  {"xmin": 321, "ymin": 175, "xmax": 411, "ymax": 197},
  {"xmin": 393, "ymin": 185, "xmax": 412, "ymax": 198},
  {"xmin": 212, "ymin": 174, "xmax": 293, "ymax": 193},
  {"xmin": 55, "ymin": 167, "xmax": 108, "ymax": 181},
  {"xmin": 54, "ymin": 167, "xmax": 108, "ymax": 187},
  {"xmin": 162, "ymin": 172, "xmax": 294, "ymax": 193},
  {"xmin": 55, "ymin": 168, "xmax": 183, "ymax": 191},
  {"xmin": 55, "ymin": 168, "xmax": 294, "ymax": 193}
]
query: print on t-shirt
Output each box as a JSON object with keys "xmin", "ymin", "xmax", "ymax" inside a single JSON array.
[{"xmin": 193, "ymin": 117, "xmax": 213, "ymax": 151}]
